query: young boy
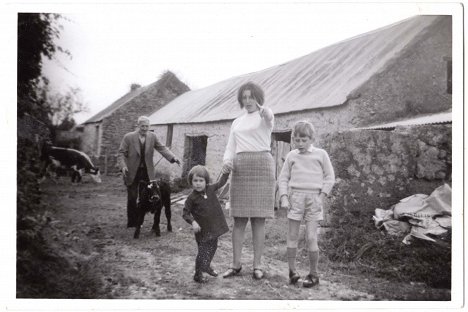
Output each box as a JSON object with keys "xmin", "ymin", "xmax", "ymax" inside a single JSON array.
[
  {"xmin": 278, "ymin": 121, "xmax": 335, "ymax": 287},
  {"xmin": 183, "ymin": 165, "xmax": 230, "ymax": 283}
]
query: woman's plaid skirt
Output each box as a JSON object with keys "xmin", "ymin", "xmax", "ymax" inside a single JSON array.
[{"xmin": 230, "ymin": 151, "xmax": 275, "ymax": 218}]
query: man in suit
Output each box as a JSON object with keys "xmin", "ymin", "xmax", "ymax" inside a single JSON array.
[{"xmin": 118, "ymin": 116, "xmax": 180, "ymax": 228}]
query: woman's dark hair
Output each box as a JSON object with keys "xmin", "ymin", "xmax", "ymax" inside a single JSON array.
[
  {"xmin": 187, "ymin": 165, "xmax": 211, "ymax": 185},
  {"xmin": 237, "ymin": 82, "xmax": 265, "ymax": 108}
]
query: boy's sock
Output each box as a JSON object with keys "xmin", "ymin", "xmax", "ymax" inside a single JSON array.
[
  {"xmin": 287, "ymin": 247, "xmax": 297, "ymax": 272},
  {"xmin": 308, "ymin": 250, "xmax": 319, "ymax": 276}
]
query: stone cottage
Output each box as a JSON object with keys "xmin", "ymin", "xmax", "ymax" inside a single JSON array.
[
  {"xmin": 78, "ymin": 71, "xmax": 189, "ymax": 174},
  {"xmin": 147, "ymin": 16, "xmax": 452, "ymax": 210}
]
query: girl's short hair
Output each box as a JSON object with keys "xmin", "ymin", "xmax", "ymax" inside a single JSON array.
[
  {"xmin": 237, "ymin": 82, "xmax": 265, "ymax": 108},
  {"xmin": 292, "ymin": 120, "xmax": 316, "ymax": 139},
  {"xmin": 187, "ymin": 165, "xmax": 211, "ymax": 185}
]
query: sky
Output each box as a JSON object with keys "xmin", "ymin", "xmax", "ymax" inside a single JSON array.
[{"xmin": 36, "ymin": 1, "xmax": 453, "ymax": 124}]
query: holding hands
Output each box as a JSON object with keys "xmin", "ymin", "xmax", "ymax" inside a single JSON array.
[
  {"xmin": 222, "ymin": 160, "xmax": 233, "ymax": 174},
  {"xmin": 192, "ymin": 220, "xmax": 201, "ymax": 233}
]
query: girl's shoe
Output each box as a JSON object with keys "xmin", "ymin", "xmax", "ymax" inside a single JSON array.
[
  {"xmin": 252, "ymin": 268, "xmax": 264, "ymax": 280},
  {"xmin": 303, "ymin": 274, "xmax": 319, "ymax": 288},
  {"xmin": 204, "ymin": 267, "xmax": 218, "ymax": 277},
  {"xmin": 222, "ymin": 266, "xmax": 242, "ymax": 278},
  {"xmin": 193, "ymin": 272, "xmax": 208, "ymax": 283},
  {"xmin": 289, "ymin": 270, "xmax": 300, "ymax": 285}
]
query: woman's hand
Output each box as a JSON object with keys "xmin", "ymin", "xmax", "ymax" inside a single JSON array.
[
  {"xmin": 192, "ymin": 221, "xmax": 201, "ymax": 233},
  {"xmin": 256, "ymin": 103, "xmax": 274, "ymax": 128},
  {"xmin": 256, "ymin": 102, "xmax": 265, "ymax": 117}
]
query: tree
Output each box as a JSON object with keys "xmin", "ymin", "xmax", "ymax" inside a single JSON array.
[
  {"xmin": 17, "ymin": 13, "xmax": 70, "ymax": 122},
  {"xmin": 38, "ymin": 84, "xmax": 87, "ymax": 127}
]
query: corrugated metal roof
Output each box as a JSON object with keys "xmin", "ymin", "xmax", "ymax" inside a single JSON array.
[
  {"xmin": 149, "ymin": 15, "xmax": 442, "ymax": 125},
  {"xmin": 356, "ymin": 111, "xmax": 452, "ymax": 130}
]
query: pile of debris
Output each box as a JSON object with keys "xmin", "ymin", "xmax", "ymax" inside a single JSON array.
[{"xmin": 373, "ymin": 184, "xmax": 451, "ymax": 245}]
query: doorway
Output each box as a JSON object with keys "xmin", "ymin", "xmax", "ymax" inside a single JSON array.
[{"xmin": 182, "ymin": 135, "xmax": 208, "ymax": 179}]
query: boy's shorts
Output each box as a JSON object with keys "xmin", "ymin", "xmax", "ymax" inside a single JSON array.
[{"xmin": 288, "ymin": 190, "xmax": 323, "ymax": 222}]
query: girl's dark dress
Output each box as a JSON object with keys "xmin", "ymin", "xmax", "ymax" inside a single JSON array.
[
  {"xmin": 183, "ymin": 173, "xmax": 229, "ymax": 242},
  {"xmin": 183, "ymin": 172, "xmax": 230, "ymax": 276}
]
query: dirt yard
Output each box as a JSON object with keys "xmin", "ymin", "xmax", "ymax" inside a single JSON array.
[{"xmin": 36, "ymin": 174, "xmax": 451, "ymax": 301}]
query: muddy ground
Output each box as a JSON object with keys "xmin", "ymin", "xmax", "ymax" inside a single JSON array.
[{"xmin": 36, "ymin": 174, "xmax": 451, "ymax": 301}]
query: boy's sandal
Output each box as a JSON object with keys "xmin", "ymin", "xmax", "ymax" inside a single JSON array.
[
  {"xmin": 289, "ymin": 271, "xmax": 300, "ymax": 285},
  {"xmin": 222, "ymin": 266, "xmax": 242, "ymax": 278},
  {"xmin": 303, "ymin": 274, "xmax": 319, "ymax": 288},
  {"xmin": 252, "ymin": 268, "xmax": 265, "ymax": 280}
]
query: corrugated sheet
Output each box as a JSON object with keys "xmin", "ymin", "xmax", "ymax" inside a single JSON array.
[
  {"xmin": 357, "ymin": 111, "xmax": 452, "ymax": 130},
  {"xmin": 149, "ymin": 16, "xmax": 441, "ymax": 125}
]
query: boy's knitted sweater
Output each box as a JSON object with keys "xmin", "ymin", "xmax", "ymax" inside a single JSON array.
[{"xmin": 278, "ymin": 146, "xmax": 335, "ymax": 197}]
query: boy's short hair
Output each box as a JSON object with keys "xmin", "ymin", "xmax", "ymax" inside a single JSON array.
[
  {"xmin": 237, "ymin": 82, "xmax": 265, "ymax": 108},
  {"xmin": 292, "ymin": 120, "xmax": 316, "ymax": 139},
  {"xmin": 187, "ymin": 165, "xmax": 211, "ymax": 185}
]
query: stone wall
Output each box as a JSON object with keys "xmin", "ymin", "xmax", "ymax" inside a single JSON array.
[{"xmin": 321, "ymin": 124, "xmax": 451, "ymax": 219}]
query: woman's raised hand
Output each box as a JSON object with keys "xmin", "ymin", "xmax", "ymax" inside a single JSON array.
[{"xmin": 256, "ymin": 102, "xmax": 265, "ymax": 116}]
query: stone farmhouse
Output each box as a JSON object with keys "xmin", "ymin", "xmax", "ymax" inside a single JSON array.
[
  {"xmin": 147, "ymin": 16, "xmax": 452, "ymax": 212},
  {"xmin": 78, "ymin": 71, "xmax": 189, "ymax": 174}
]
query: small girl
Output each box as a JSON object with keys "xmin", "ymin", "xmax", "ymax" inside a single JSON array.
[
  {"xmin": 278, "ymin": 121, "xmax": 335, "ymax": 287},
  {"xmin": 183, "ymin": 165, "xmax": 230, "ymax": 283}
]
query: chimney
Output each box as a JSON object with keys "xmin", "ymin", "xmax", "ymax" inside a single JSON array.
[{"xmin": 130, "ymin": 83, "xmax": 141, "ymax": 92}]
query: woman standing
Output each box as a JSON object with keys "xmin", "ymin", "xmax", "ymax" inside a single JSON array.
[{"xmin": 222, "ymin": 82, "xmax": 275, "ymax": 280}]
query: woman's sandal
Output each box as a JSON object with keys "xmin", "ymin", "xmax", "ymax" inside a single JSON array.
[
  {"xmin": 252, "ymin": 268, "xmax": 264, "ymax": 280},
  {"xmin": 289, "ymin": 270, "xmax": 300, "ymax": 285},
  {"xmin": 302, "ymin": 274, "xmax": 319, "ymax": 288},
  {"xmin": 222, "ymin": 266, "xmax": 242, "ymax": 278}
]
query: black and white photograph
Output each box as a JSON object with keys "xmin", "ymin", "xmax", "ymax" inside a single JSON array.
[{"xmin": 3, "ymin": 0, "xmax": 464, "ymax": 311}]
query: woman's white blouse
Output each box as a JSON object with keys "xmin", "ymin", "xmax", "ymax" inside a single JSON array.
[{"xmin": 223, "ymin": 107, "xmax": 274, "ymax": 162}]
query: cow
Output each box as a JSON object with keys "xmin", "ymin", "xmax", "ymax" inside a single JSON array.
[
  {"xmin": 134, "ymin": 179, "xmax": 172, "ymax": 239},
  {"xmin": 41, "ymin": 143, "xmax": 102, "ymax": 183}
]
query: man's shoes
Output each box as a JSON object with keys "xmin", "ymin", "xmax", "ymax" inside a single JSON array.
[
  {"xmin": 222, "ymin": 266, "xmax": 242, "ymax": 278},
  {"xmin": 289, "ymin": 270, "xmax": 300, "ymax": 285},
  {"xmin": 303, "ymin": 274, "xmax": 319, "ymax": 288}
]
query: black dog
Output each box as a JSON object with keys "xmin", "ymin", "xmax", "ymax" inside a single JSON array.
[{"xmin": 134, "ymin": 179, "xmax": 172, "ymax": 239}]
